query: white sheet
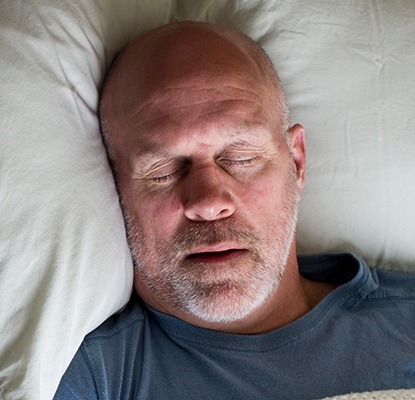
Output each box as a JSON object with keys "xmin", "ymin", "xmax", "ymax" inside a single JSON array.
[
  {"xmin": 1, "ymin": 1, "xmax": 414, "ymax": 399},
  {"xmin": 322, "ymin": 388, "xmax": 415, "ymax": 400}
]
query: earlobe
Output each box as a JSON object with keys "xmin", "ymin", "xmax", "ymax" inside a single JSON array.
[{"xmin": 288, "ymin": 124, "xmax": 306, "ymax": 188}]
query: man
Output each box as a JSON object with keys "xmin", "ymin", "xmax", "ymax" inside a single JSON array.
[{"xmin": 54, "ymin": 21, "xmax": 415, "ymax": 399}]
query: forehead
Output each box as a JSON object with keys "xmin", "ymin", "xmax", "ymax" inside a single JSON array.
[
  {"xmin": 118, "ymin": 80, "xmax": 279, "ymax": 158},
  {"xmin": 118, "ymin": 64, "xmax": 273, "ymax": 124},
  {"xmin": 137, "ymin": 121, "xmax": 272, "ymax": 156},
  {"xmin": 134, "ymin": 83, "xmax": 269, "ymax": 128}
]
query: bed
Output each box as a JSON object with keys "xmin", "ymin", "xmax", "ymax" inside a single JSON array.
[{"xmin": 1, "ymin": 1, "xmax": 414, "ymax": 399}]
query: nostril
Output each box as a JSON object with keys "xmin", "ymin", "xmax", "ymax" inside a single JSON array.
[
  {"xmin": 182, "ymin": 168, "xmax": 235, "ymax": 221},
  {"xmin": 184, "ymin": 200, "xmax": 235, "ymax": 222}
]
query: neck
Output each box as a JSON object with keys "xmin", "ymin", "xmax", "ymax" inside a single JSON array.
[{"xmin": 174, "ymin": 251, "xmax": 334, "ymax": 335}]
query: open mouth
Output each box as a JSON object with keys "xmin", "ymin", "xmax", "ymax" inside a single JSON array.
[{"xmin": 186, "ymin": 249, "xmax": 247, "ymax": 263}]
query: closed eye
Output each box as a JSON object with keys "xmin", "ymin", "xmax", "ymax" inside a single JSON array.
[
  {"xmin": 151, "ymin": 169, "xmax": 182, "ymax": 183},
  {"xmin": 146, "ymin": 157, "xmax": 191, "ymax": 184},
  {"xmin": 220, "ymin": 156, "xmax": 259, "ymax": 166}
]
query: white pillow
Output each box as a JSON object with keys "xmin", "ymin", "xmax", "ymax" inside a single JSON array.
[{"xmin": 1, "ymin": 1, "xmax": 414, "ymax": 399}]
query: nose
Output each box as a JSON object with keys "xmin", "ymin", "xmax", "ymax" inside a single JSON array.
[{"xmin": 183, "ymin": 165, "xmax": 235, "ymax": 222}]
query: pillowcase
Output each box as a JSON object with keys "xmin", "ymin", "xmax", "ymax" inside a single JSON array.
[{"xmin": 1, "ymin": 1, "xmax": 414, "ymax": 399}]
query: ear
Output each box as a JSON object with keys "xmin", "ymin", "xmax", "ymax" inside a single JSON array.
[{"xmin": 287, "ymin": 123, "xmax": 306, "ymax": 190}]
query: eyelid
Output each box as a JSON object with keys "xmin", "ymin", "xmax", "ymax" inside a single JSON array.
[
  {"xmin": 148, "ymin": 158, "xmax": 190, "ymax": 183},
  {"xmin": 151, "ymin": 169, "xmax": 181, "ymax": 183},
  {"xmin": 218, "ymin": 147, "xmax": 262, "ymax": 160},
  {"xmin": 220, "ymin": 155, "xmax": 260, "ymax": 165}
]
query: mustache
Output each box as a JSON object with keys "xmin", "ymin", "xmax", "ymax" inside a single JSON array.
[{"xmin": 173, "ymin": 220, "xmax": 259, "ymax": 255}]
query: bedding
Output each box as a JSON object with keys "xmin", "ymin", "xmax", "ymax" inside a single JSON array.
[
  {"xmin": 322, "ymin": 389, "xmax": 415, "ymax": 400},
  {"xmin": 1, "ymin": 1, "xmax": 414, "ymax": 399}
]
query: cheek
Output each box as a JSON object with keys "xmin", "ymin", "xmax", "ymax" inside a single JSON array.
[
  {"xmin": 132, "ymin": 192, "xmax": 183, "ymax": 241},
  {"xmin": 238, "ymin": 169, "xmax": 281, "ymax": 205},
  {"xmin": 237, "ymin": 166, "xmax": 295, "ymax": 222}
]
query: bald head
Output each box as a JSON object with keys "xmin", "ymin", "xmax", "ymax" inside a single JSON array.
[{"xmin": 99, "ymin": 21, "xmax": 289, "ymax": 167}]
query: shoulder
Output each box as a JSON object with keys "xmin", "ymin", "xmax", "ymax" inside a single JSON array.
[
  {"xmin": 85, "ymin": 296, "xmax": 146, "ymax": 342},
  {"xmin": 368, "ymin": 268, "xmax": 415, "ymax": 300},
  {"xmin": 54, "ymin": 297, "xmax": 147, "ymax": 399},
  {"xmin": 299, "ymin": 252, "xmax": 415, "ymax": 312},
  {"xmin": 299, "ymin": 252, "xmax": 415, "ymax": 297},
  {"xmin": 79, "ymin": 296, "xmax": 148, "ymax": 371}
]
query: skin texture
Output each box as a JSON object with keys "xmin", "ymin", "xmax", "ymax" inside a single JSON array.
[{"xmin": 100, "ymin": 21, "xmax": 335, "ymax": 334}]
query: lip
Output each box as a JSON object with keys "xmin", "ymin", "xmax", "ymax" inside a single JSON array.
[
  {"xmin": 186, "ymin": 245, "xmax": 247, "ymax": 263},
  {"xmin": 189, "ymin": 244, "xmax": 244, "ymax": 253}
]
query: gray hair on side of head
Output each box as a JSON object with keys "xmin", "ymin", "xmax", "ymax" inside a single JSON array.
[{"xmin": 98, "ymin": 55, "xmax": 122, "ymax": 176}]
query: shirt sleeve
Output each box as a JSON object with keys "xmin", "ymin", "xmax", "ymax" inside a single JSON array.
[{"xmin": 53, "ymin": 347, "xmax": 98, "ymax": 400}]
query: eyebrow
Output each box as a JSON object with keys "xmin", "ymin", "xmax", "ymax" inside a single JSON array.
[
  {"xmin": 131, "ymin": 121, "xmax": 270, "ymax": 169},
  {"xmin": 132, "ymin": 150, "xmax": 175, "ymax": 173}
]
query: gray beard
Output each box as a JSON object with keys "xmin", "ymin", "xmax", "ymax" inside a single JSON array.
[{"xmin": 123, "ymin": 168, "xmax": 299, "ymax": 324}]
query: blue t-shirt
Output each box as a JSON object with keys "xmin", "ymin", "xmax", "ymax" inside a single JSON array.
[{"xmin": 54, "ymin": 253, "xmax": 415, "ymax": 400}]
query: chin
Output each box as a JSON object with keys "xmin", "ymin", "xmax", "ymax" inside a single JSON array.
[{"xmin": 182, "ymin": 279, "xmax": 277, "ymax": 324}]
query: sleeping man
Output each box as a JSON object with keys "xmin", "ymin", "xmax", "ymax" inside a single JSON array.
[{"xmin": 54, "ymin": 21, "xmax": 415, "ymax": 399}]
